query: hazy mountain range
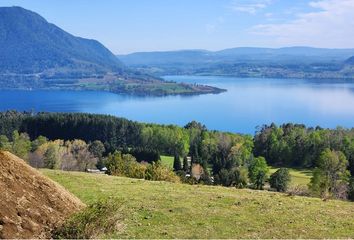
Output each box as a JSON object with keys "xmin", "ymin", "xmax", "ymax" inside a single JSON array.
[
  {"xmin": 0, "ymin": 7, "xmax": 223, "ymax": 95},
  {"xmin": 118, "ymin": 48, "xmax": 354, "ymax": 79},
  {"xmin": 118, "ymin": 47, "xmax": 354, "ymax": 65}
]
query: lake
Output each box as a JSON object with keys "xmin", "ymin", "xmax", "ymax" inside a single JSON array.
[{"xmin": 1, "ymin": 76, "xmax": 354, "ymax": 134}]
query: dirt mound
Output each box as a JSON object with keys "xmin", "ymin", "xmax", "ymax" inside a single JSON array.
[{"xmin": 0, "ymin": 151, "xmax": 85, "ymax": 239}]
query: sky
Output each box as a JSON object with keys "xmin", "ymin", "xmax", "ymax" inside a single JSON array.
[{"xmin": 1, "ymin": 0, "xmax": 354, "ymax": 54}]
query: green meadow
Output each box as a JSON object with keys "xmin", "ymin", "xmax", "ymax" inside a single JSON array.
[{"xmin": 43, "ymin": 170, "xmax": 354, "ymax": 239}]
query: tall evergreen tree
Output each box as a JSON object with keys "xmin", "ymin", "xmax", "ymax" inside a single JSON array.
[
  {"xmin": 248, "ymin": 156, "xmax": 269, "ymax": 190},
  {"xmin": 173, "ymin": 154, "xmax": 182, "ymax": 171}
]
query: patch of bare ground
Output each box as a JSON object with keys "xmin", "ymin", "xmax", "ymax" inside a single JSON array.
[{"xmin": 0, "ymin": 151, "xmax": 85, "ymax": 239}]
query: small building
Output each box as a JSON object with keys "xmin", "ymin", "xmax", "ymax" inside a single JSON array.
[
  {"xmin": 87, "ymin": 168, "xmax": 105, "ymax": 174},
  {"xmin": 186, "ymin": 156, "xmax": 192, "ymax": 169}
]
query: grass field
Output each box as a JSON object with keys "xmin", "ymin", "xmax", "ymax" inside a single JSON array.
[
  {"xmin": 42, "ymin": 169, "xmax": 354, "ymax": 239},
  {"xmin": 269, "ymin": 167, "xmax": 312, "ymax": 187},
  {"xmin": 160, "ymin": 155, "xmax": 174, "ymax": 168}
]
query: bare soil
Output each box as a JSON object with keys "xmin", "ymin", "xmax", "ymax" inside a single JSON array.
[{"xmin": 0, "ymin": 151, "xmax": 85, "ymax": 239}]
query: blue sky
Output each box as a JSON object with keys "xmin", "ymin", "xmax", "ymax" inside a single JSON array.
[{"xmin": 1, "ymin": 0, "xmax": 354, "ymax": 54}]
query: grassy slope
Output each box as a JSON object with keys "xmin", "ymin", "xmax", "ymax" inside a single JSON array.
[{"xmin": 42, "ymin": 170, "xmax": 354, "ymax": 239}]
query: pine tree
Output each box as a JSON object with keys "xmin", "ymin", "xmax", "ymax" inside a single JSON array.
[{"xmin": 173, "ymin": 154, "xmax": 182, "ymax": 171}]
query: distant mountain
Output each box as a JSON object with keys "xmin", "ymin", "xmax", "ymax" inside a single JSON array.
[
  {"xmin": 0, "ymin": 6, "xmax": 124, "ymax": 75},
  {"xmin": 345, "ymin": 56, "xmax": 354, "ymax": 65},
  {"xmin": 118, "ymin": 47, "xmax": 354, "ymax": 79},
  {"xmin": 0, "ymin": 7, "xmax": 223, "ymax": 95},
  {"xmin": 118, "ymin": 50, "xmax": 210, "ymax": 66},
  {"xmin": 118, "ymin": 47, "xmax": 354, "ymax": 66}
]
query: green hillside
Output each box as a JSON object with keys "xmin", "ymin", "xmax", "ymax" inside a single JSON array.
[{"xmin": 42, "ymin": 170, "xmax": 354, "ymax": 239}]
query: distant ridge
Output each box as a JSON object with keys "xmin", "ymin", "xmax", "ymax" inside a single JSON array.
[
  {"xmin": 345, "ymin": 56, "xmax": 354, "ymax": 65},
  {"xmin": 118, "ymin": 47, "xmax": 354, "ymax": 66},
  {"xmin": 118, "ymin": 47, "xmax": 354, "ymax": 79}
]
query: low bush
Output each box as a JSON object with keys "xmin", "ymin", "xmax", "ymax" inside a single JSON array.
[
  {"xmin": 145, "ymin": 162, "xmax": 180, "ymax": 183},
  {"xmin": 105, "ymin": 152, "xmax": 146, "ymax": 179},
  {"xmin": 53, "ymin": 198, "xmax": 125, "ymax": 239}
]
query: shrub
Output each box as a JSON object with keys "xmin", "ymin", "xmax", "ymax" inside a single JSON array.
[
  {"xmin": 105, "ymin": 152, "xmax": 180, "ymax": 183},
  {"xmin": 53, "ymin": 198, "xmax": 124, "ymax": 239},
  {"xmin": 215, "ymin": 167, "xmax": 248, "ymax": 188},
  {"xmin": 199, "ymin": 170, "xmax": 213, "ymax": 185},
  {"xmin": 105, "ymin": 152, "xmax": 146, "ymax": 179},
  {"xmin": 145, "ymin": 162, "xmax": 180, "ymax": 183},
  {"xmin": 269, "ymin": 168, "xmax": 291, "ymax": 192},
  {"xmin": 232, "ymin": 167, "xmax": 249, "ymax": 188}
]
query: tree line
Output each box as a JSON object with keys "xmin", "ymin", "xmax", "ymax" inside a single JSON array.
[
  {"xmin": 254, "ymin": 123, "xmax": 354, "ymax": 199},
  {"xmin": 0, "ymin": 130, "xmax": 103, "ymax": 171},
  {"xmin": 0, "ymin": 129, "xmax": 179, "ymax": 183},
  {"xmin": 0, "ymin": 111, "xmax": 353, "ymax": 200}
]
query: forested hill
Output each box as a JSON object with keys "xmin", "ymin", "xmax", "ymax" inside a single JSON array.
[
  {"xmin": 0, "ymin": 7, "xmax": 223, "ymax": 96},
  {"xmin": 0, "ymin": 6, "xmax": 124, "ymax": 74}
]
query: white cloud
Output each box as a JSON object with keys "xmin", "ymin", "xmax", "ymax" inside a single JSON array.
[
  {"xmin": 231, "ymin": 0, "xmax": 272, "ymax": 14},
  {"xmin": 251, "ymin": 0, "xmax": 354, "ymax": 48}
]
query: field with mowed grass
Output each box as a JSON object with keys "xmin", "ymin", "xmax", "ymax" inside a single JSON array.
[
  {"xmin": 41, "ymin": 169, "xmax": 354, "ymax": 239},
  {"xmin": 160, "ymin": 155, "xmax": 174, "ymax": 168},
  {"xmin": 269, "ymin": 167, "xmax": 312, "ymax": 187}
]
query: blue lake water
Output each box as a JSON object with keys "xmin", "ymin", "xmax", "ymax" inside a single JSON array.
[{"xmin": 1, "ymin": 75, "xmax": 354, "ymax": 134}]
